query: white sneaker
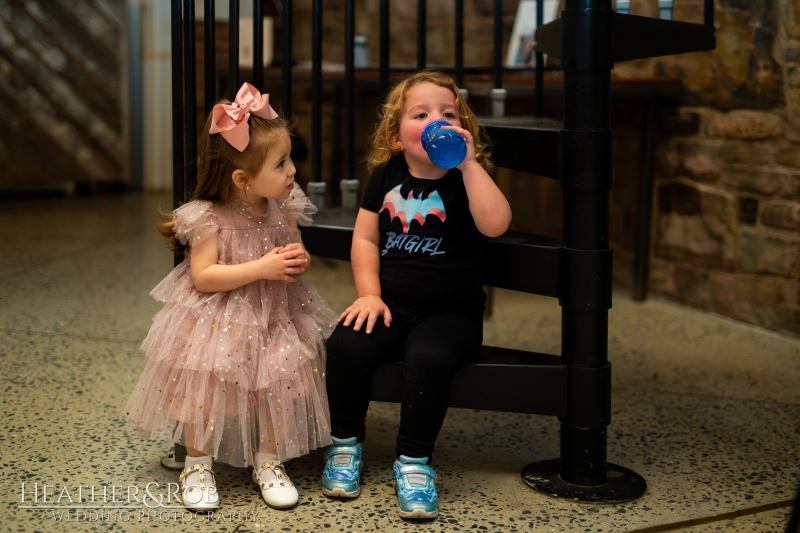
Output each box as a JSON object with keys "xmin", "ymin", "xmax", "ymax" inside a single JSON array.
[
  {"xmin": 179, "ymin": 456, "xmax": 220, "ymax": 511},
  {"xmin": 252, "ymin": 460, "xmax": 299, "ymax": 509}
]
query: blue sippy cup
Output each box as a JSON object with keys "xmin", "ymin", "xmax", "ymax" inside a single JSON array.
[{"xmin": 421, "ymin": 120, "xmax": 466, "ymax": 170}]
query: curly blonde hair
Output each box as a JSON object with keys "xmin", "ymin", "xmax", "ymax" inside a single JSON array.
[{"xmin": 365, "ymin": 70, "xmax": 493, "ymax": 172}]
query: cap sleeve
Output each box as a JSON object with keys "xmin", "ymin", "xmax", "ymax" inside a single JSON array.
[
  {"xmin": 173, "ymin": 200, "xmax": 219, "ymax": 247},
  {"xmin": 281, "ymin": 185, "xmax": 318, "ymax": 227}
]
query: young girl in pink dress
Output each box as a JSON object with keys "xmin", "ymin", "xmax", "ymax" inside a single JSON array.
[{"xmin": 126, "ymin": 83, "xmax": 336, "ymax": 511}]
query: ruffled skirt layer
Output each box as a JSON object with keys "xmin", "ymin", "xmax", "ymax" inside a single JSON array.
[{"xmin": 125, "ymin": 262, "xmax": 337, "ymax": 466}]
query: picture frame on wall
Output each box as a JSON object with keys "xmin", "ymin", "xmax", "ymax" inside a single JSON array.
[{"xmin": 505, "ymin": 0, "xmax": 561, "ymax": 68}]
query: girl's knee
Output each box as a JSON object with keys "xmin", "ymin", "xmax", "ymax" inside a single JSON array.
[
  {"xmin": 403, "ymin": 349, "xmax": 460, "ymax": 377},
  {"xmin": 326, "ymin": 328, "xmax": 381, "ymax": 366}
]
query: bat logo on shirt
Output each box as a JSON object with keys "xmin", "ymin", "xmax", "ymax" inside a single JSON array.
[{"xmin": 380, "ymin": 184, "xmax": 446, "ymax": 234}]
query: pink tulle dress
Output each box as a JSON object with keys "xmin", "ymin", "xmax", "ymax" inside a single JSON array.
[{"xmin": 126, "ymin": 188, "xmax": 337, "ymax": 467}]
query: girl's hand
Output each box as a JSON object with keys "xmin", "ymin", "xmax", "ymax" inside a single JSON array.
[
  {"xmin": 338, "ymin": 295, "xmax": 392, "ymax": 334},
  {"xmin": 443, "ymin": 124, "xmax": 477, "ymax": 168},
  {"xmin": 281, "ymin": 242, "xmax": 310, "ymax": 266},
  {"xmin": 446, "ymin": 124, "xmax": 513, "ymax": 237},
  {"xmin": 255, "ymin": 245, "xmax": 308, "ymax": 282}
]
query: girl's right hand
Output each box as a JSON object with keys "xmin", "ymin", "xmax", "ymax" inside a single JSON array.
[
  {"xmin": 255, "ymin": 246, "xmax": 308, "ymax": 282},
  {"xmin": 338, "ymin": 295, "xmax": 392, "ymax": 334}
]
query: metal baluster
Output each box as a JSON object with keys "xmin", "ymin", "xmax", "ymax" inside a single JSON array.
[
  {"xmin": 454, "ymin": 0, "xmax": 464, "ymax": 88},
  {"xmin": 417, "ymin": 0, "xmax": 426, "ymax": 70},
  {"xmin": 184, "ymin": 0, "xmax": 198, "ymax": 196},
  {"xmin": 204, "ymin": 0, "xmax": 216, "ymax": 114},
  {"xmin": 379, "ymin": 0, "xmax": 390, "ymax": 97},
  {"xmin": 534, "ymin": 0, "xmax": 544, "ymax": 116},
  {"xmin": 171, "ymin": 0, "xmax": 184, "ymax": 215},
  {"xmin": 253, "ymin": 0, "xmax": 264, "ymax": 90},
  {"xmin": 491, "ymin": 0, "xmax": 506, "ymax": 118},
  {"xmin": 228, "ymin": 0, "xmax": 239, "ymax": 99},
  {"xmin": 282, "ymin": 0, "xmax": 293, "ymax": 118},
  {"xmin": 704, "ymin": 0, "xmax": 714, "ymax": 28},
  {"xmin": 307, "ymin": 0, "xmax": 326, "ymax": 209},
  {"xmin": 341, "ymin": 0, "xmax": 360, "ymax": 211},
  {"xmin": 166, "ymin": 0, "xmax": 187, "ymax": 471}
]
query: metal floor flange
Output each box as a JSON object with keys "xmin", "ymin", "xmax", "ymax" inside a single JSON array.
[{"xmin": 522, "ymin": 459, "xmax": 648, "ymax": 504}]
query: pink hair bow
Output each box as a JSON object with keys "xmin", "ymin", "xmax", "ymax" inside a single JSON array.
[{"xmin": 209, "ymin": 83, "xmax": 278, "ymax": 151}]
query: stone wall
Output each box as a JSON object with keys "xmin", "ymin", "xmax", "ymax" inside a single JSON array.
[{"xmin": 613, "ymin": 0, "xmax": 799, "ymax": 335}]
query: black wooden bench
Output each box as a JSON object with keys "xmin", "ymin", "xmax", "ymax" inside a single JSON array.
[{"xmin": 167, "ymin": 0, "xmax": 715, "ymax": 504}]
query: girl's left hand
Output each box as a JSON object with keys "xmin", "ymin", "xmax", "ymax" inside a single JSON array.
[
  {"xmin": 252, "ymin": 242, "xmax": 308, "ymax": 282},
  {"xmin": 443, "ymin": 124, "xmax": 477, "ymax": 169},
  {"xmin": 280, "ymin": 242, "xmax": 309, "ymax": 276}
]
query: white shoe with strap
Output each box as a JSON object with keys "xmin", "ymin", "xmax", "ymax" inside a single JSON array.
[
  {"xmin": 179, "ymin": 455, "xmax": 220, "ymax": 511},
  {"xmin": 252, "ymin": 459, "xmax": 299, "ymax": 509}
]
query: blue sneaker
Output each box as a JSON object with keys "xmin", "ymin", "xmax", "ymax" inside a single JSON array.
[
  {"xmin": 322, "ymin": 437, "xmax": 363, "ymax": 498},
  {"xmin": 393, "ymin": 455, "xmax": 438, "ymax": 519}
]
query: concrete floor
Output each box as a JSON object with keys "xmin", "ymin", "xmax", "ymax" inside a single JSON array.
[{"xmin": 1, "ymin": 191, "xmax": 798, "ymax": 533}]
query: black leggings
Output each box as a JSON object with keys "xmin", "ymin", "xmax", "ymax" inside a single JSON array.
[{"xmin": 325, "ymin": 312, "xmax": 482, "ymax": 460}]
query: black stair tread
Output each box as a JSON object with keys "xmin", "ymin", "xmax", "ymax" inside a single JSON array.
[
  {"xmin": 302, "ymin": 208, "xmax": 562, "ymax": 297},
  {"xmin": 535, "ymin": 12, "xmax": 715, "ymax": 63},
  {"xmin": 373, "ymin": 345, "xmax": 561, "ymax": 368},
  {"xmin": 306, "ymin": 208, "xmax": 560, "ymax": 247},
  {"xmin": 468, "ymin": 344, "xmax": 562, "ymax": 366},
  {"xmin": 309, "ymin": 208, "xmax": 358, "ymax": 228},
  {"xmin": 499, "ymin": 228, "xmax": 560, "ymax": 246},
  {"xmin": 480, "ymin": 115, "xmax": 562, "ymax": 130},
  {"xmin": 479, "ymin": 116, "xmax": 561, "ymax": 178},
  {"xmin": 612, "ymin": 13, "xmax": 716, "ymax": 62},
  {"xmin": 372, "ymin": 345, "xmax": 567, "ymax": 415}
]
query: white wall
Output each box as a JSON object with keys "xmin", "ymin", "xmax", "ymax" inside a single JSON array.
[{"xmin": 137, "ymin": 0, "xmax": 172, "ymax": 191}]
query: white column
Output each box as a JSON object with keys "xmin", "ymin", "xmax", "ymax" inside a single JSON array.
[{"xmin": 140, "ymin": 0, "xmax": 173, "ymax": 191}]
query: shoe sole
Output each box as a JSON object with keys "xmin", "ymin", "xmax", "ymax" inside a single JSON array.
[
  {"xmin": 184, "ymin": 503, "xmax": 220, "ymax": 512},
  {"xmin": 265, "ymin": 501, "xmax": 298, "ymax": 509},
  {"xmin": 321, "ymin": 485, "xmax": 361, "ymax": 498},
  {"xmin": 398, "ymin": 507, "xmax": 438, "ymax": 519}
]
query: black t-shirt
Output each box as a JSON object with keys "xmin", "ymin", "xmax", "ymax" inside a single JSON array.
[{"xmin": 361, "ymin": 156, "xmax": 487, "ymax": 320}]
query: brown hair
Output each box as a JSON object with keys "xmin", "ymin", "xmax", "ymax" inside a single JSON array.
[
  {"xmin": 158, "ymin": 103, "xmax": 291, "ymax": 252},
  {"xmin": 365, "ymin": 70, "xmax": 492, "ymax": 172}
]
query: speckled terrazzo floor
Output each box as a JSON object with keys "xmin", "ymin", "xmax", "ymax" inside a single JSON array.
[{"xmin": 1, "ymin": 192, "xmax": 798, "ymax": 533}]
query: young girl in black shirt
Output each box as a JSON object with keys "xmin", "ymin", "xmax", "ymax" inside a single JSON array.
[{"xmin": 321, "ymin": 71, "xmax": 512, "ymax": 519}]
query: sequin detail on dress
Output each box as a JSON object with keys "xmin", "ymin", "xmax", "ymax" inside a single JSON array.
[{"xmin": 125, "ymin": 188, "xmax": 336, "ymax": 467}]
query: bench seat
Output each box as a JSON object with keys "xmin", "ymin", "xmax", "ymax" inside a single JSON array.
[{"xmin": 371, "ymin": 346, "xmax": 567, "ymax": 415}]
